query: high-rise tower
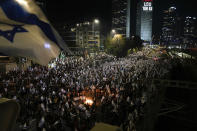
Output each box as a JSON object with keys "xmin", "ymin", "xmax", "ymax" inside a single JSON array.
[
  {"xmin": 112, "ymin": 0, "xmax": 131, "ymax": 38},
  {"xmin": 161, "ymin": 7, "xmax": 183, "ymax": 45},
  {"xmin": 136, "ymin": 0, "xmax": 153, "ymax": 42},
  {"xmin": 184, "ymin": 16, "xmax": 197, "ymax": 46}
]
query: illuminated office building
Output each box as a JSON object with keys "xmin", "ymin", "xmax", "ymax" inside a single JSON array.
[
  {"xmin": 183, "ymin": 16, "xmax": 197, "ymax": 46},
  {"xmin": 161, "ymin": 7, "xmax": 183, "ymax": 45},
  {"xmin": 75, "ymin": 21, "xmax": 100, "ymax": 49},
  {"xmin": 184, "ymin": 16, "xmax": 196, "ymax": 38},
  {"xmin": 112, "ymin": 0, "xmax": 131, "ymax": 38},
  {"xmin": 136, "ymin": 0, "xmax": 153, "ymax": 42}
]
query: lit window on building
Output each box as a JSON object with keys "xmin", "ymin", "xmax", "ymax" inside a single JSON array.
[{"xmin": 143, "ymin": 6, "xmax": 148, "ymax": 11}]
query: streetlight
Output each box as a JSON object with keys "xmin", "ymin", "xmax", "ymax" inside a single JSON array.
[
  {"xmin": 112, "ymin": 29, "xmax": 116, "ymax": 34},
  {"xmin": 111, "ymin": 29, "xmax": 116, "ymax": 38},
  {"xmin": 92, "ymin": 19, "xmax": 100, "ymax": 53},
  {"xmin": 94, "ymin": 19, "xmax": 99, "ymax": 24}
]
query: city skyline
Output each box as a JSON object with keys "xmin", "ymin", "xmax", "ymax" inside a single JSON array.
[
  {"xmin": 46, "ymin": 0, "xmax": 196, "ymax": 22},
  {"xmin": 45, "ymin": 0, "xmax": 196, "ymax": 37}
]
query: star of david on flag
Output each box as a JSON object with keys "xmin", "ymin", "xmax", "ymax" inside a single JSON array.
[
  {"xmin": 0, "ymin": 24, "xmax": 27, "ymax": 42},
  {"xmin": 0, "ymin": 0, "xmax": 71, "ymax": 65}
]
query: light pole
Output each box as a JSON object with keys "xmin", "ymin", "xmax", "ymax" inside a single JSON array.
[
  {"xmin": 92, "ymin": 19, "xmax": 99, "ymax": 53},
  {"xmin": 111, "ymin": 29, "xmax": 116, "ymax": 38},
  {"xmin": 94, "ymin": 19, "xmax": 99, "ymax": 24}
]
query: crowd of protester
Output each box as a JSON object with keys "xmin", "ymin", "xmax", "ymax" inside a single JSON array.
[{"xmin": 0, "ymin": 50, "xmax": 174, "ymax": 131}]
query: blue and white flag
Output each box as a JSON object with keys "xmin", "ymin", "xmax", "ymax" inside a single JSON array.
[{"xmin": 0, "ymin": 0, "xmax": 70, "ymax": 65}]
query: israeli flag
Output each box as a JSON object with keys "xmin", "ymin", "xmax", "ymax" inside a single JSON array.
[{"xmin": 0, "ymin": 0, "xmax": 70, "ymax": 65}]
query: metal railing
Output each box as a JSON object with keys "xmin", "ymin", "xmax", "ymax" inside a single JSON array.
[{"xmin": 153, "ymin": 79, "xmax": 197, "ymax": 90}]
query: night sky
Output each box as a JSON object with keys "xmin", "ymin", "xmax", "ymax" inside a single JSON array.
[
  {"xmin": 46, "ymin": 0, "xmax": 111, "ymax": 23},
  {"xmin": 46, "ymin": 0, "xmax": 196, "ymax": 34}
]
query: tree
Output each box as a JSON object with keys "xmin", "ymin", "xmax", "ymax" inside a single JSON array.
[
  {"xmin": 104, "ymin": 35, "xmax": 142, "ymax": 57},
  {"xmin": 104, "ymin": 34, "xmax": 125, "ymax": 56}
]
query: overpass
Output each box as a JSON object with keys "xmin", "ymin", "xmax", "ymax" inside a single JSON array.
[
  {"xmin": 152, "ymin": 79, "xmax": 197, "ymax": 90},
  {"xmin": 140, "ymin": 79, "xmax": 197, "ymax": 131}
]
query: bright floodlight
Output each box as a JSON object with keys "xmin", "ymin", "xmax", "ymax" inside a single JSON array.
[
  {"xmin": 94, "ymin": 19, "xmax": 99, "ymax": 24},
  {"xmin": 44, "ymin": 43, "xmax": 50, "ymax": 49},
  {"xmin": 170, "ymin": 7, "xmax": 176, "ymax": 10},
  {"xmin": 15, "ymin": 0, "xmax": 28, "ymax": 6},
  {"xmin": 112, "ymin": 29, "xmax": 116, "ymax": 34}
]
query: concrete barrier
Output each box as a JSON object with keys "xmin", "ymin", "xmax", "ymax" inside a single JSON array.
[{"xmin": 0, "ymin": 98, "xmax": 20, "ymax": 131}]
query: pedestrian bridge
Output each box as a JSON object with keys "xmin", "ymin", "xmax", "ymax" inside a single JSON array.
[{"xmin": 140, "ymin": 79, "xmax": 197, "ymax": 131}]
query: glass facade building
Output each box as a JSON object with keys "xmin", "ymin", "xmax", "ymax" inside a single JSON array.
[
  {"xmin": 136, "ymin": 0, "xmax": 153, "ymax": 42},
  {"xmin": 112, "ymin": 0, "xmax": 131, "ymax": 38},
  {"xmin": 183, "ymin": 16, "xmax": 197, "ymax": 46},
  {"xmin": 161, "ymin": 7, "xmax": 184, "ymax": 45}
]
